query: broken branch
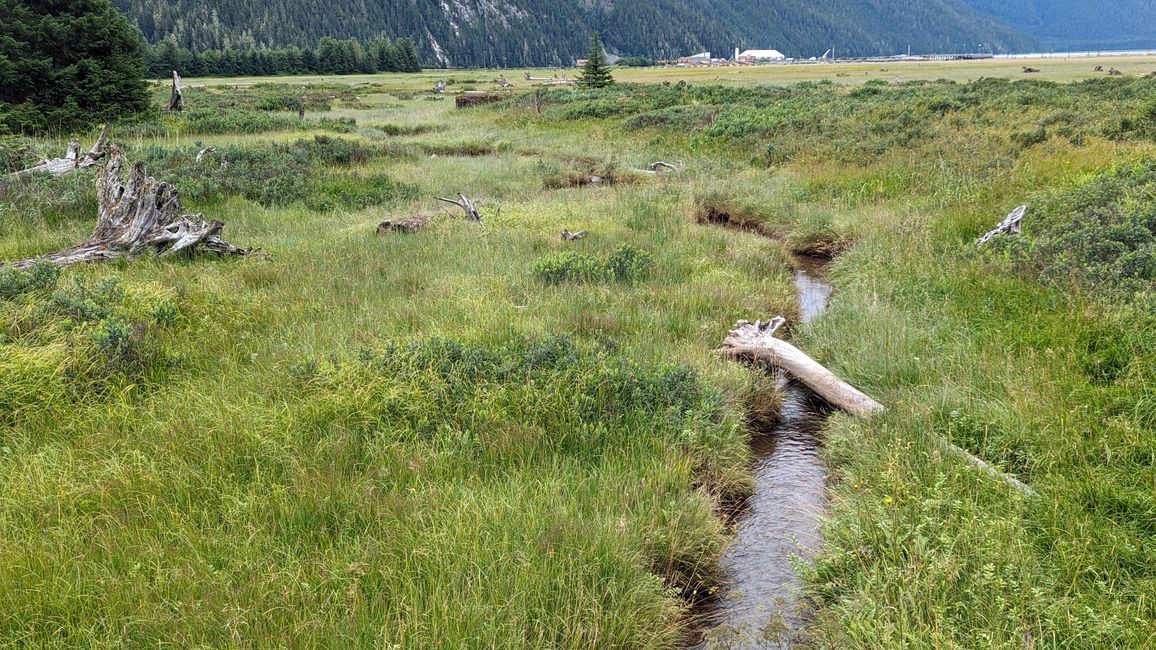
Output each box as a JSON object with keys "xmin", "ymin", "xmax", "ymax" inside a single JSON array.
[{"xmin": 976, "ymin": 204, "xmax": 1027, "ymax": 246}]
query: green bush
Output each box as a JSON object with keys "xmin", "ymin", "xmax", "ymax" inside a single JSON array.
[{"xmin": 533, "ymin": 245, "xmax": 653, "ymax": 285}]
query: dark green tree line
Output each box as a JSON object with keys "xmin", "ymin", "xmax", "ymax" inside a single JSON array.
[
  {"xmin": 143, "ymin": 37, "xmax": 420, "ymax": 78},
  {"xmin": 1, "ymin": 0, "xmax": 148, "ymax": 133}
]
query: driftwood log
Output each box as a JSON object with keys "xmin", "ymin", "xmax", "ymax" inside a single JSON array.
[
  {"xmin": 976, "ymin": 205, "xmax": 1026, "ymax": 246},
  {"xmin": 5, "ymin": 146, "xmax": 250, "ymax": 269},
  {"xmin": 435, "ymin": 193, "xmax": 483, "ymax": 222},
  {"xmin": 377, "ymin": 213, "xmax": 433, "ymax": 234},
  {"xmin": 561, "ymin": 229, "xmax": 586, "ymax": 241},
  {"xmin": 8, "ymin": 125, "xmax": 109, "ymax": 179},
  {"xmin": 168, "ymin": 71, "xmax": 184, "ymax": 112},
  {"xmin": 719, "ymin": 317, "xmax": 885, "ymax": 418},
  {"xmin": 642, "ymin": 161, "xmax": 684, "ymax": 175}
]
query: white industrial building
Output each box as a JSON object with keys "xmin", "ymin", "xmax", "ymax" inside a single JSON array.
[{"xmin": 735, "ymin": 48, "xmax": 786, "ymax": 62}]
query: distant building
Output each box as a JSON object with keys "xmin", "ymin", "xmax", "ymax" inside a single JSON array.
[
  {"xmin": 677, "ymin": 51, "xmax": 712, "ymax": 65},
  {"xmin": 737, "ymin": 49, "xmax": 786, "ymax": 63}
]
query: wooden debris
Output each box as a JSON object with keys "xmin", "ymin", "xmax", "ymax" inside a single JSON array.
[
  {"xmin": 718, "ymin": 317, "xmax": 885, "ymax": 418},
  {"xmin": 434, "ymin": 81, "xmax": 446, "ymax": 94},
  {"xmin": 377, "ymin": 213, "xmax": 433, "ymax": 234},
  {"xmin": 641, "ymin": 160, "xmax": 685, "ymax": 175},
  {"xmin": 561, "ymin": 229, "xmax": 586, "ymax": 241},
  {"xmin": 1022, "ymin": 66, "xmax": 1040, "ymax": 73},
  {"xmin": 7, "ymin": 125, "xmax": 109, "ymax": 179},
  {"xmin": 168, "ymin": 70, "xmax": 184, "ymax": 112},
  {"xmin": 976, "ymin": 205, "xmax": 1027, "ymax": 246},
  {"xmin": 195, "ymin": 147, "xmax": 215, "ymax": 166},
  {"xmin": 937, "ymin": 439, "xmax": 1038, "ymax": 497},
  {"xmin": 1093, "ymin": 65, "xmax": 1103, "ymax": 72},
  {"xmin": 435, "ymin": 193, "xmax": 483, "ymax": 222},
  {"xmin": 5, "ymin": 145, "xmax": 250, "ymax": 269}
]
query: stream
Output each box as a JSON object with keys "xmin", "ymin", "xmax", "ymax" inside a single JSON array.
[{"xmin": 697, "ymin": 259, "xmax": 833, "ymax": 649}]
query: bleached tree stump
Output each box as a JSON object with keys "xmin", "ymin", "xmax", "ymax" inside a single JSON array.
[
  {"xmin": 976, "ymin": 205, "xmax": 1027, "ymax": 246},
  {"xmin": 168, "ymin": 70, "xmax": 184, "ymax": 112},
  {"xmin": 7, "ymin": 125, "xmax": 109, "ymax": 179},
  {"xmin": 5, "ymin": 145, "xmax": 251, "ymax": 269},
  {"xmin": 718, "ymin": 317, "xmax": 885, "ymax": 418}
]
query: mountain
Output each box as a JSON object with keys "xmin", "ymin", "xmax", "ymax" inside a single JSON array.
[
  {"xmin": 962, "ymin": 0, "xmax": 1156, "ymax": 51},
  {"xmin": 110, "ymin": 0, "xmax": 1037, "ymax": 68}
]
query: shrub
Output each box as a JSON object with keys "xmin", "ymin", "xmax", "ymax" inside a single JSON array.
[{"xmin": 533, "ymin": 245, "xmax": 653, "ymax": 285}]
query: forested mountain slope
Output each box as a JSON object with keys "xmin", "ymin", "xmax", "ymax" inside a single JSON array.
[
  {"xmin": 110, "ymin": 0, "xmax": 1036, "ymax": 67},
  {"xmin": 962, "ymin": 0, "xmax": 1156, "ymax": 51}
]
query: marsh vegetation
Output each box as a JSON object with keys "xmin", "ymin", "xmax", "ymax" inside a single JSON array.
[{"xmin": 1, "ymin": 64, "xmax": 1153, "ymax": 647}]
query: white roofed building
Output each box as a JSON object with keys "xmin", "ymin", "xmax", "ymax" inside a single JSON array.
[{"xmin": 737, "ymin": 49, "xmax": 786, "ymax": 62}]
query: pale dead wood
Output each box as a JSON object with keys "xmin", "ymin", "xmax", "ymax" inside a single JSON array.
[
  {"xmin": 937, "ymin": 439, "xmax": 1038, "ymax": 496},
  {"xmin": 8, "ymin": 125, "xmax": 109, "ymax": 179},
  {"xmin": 434, "ymin": 80, "xmax": 446, "ymax": 94},
  {"xmin": 168, "ymin": 70, "xmax": 184, "ymax": 112},
  {"xmin": 561, "ymin": 229, "xmax": 586, "ymax": 241},
  {"xmin": 195, "ymin": 147, "xmax": 215, "ymax": 166},
  {"xmin": 5, "ymin": 145, "xmax": 251, "ymax": 269},
  {"xmin": 640, "ymin": 160, "xmax": 685, "ymax": 175},
  {"xmin": 718, "ymin": 317, "xmax": 884, "ymax": 418},
  {"xmin": 976, "ymin": 205, "xmax": 1027, "ymax": 246},
  {"xmin": 435, "ymin": 193, "xmax": 482, "ymax": 222}
]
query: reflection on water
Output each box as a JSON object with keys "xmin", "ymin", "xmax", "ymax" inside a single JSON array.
[{"xmin": 697, "ymin": 262, "xmax": 832, "ymax": 649}]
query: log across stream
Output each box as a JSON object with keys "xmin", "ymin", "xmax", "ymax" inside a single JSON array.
[{"xmin": 697, "ymin": 256, "xmax": 834, "ymax": 649}]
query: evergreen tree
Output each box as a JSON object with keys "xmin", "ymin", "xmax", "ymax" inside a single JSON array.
[
  {"xmin": 0, "ymin": 0, "xmax": 149, "ymax": 133},
  {"xmin": 577, "ymin": 33, "xmax": 614, "ymax": 89}
]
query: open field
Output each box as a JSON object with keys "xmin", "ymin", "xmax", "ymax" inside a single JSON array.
[
  {"xmin": 3, "ymin": 66, "xmax": 1154, "ymax": 647},
  {"xmin": 172, "ymin": 53, "xmax": 1156, "ymax": 90}
]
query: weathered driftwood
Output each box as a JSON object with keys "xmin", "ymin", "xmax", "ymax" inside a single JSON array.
[
  {"xmin": 718, "ymin": 317, "xmax": 885, "ymax": 418},
  {"xmin": 434, "ymin": 81, "xmax": 446, "ymax": 94},
  {"xmin": 377, "ymin": 213, "xmax": 433, "ymax": 234},
  {"xmin": 8, "ymin": 125, "xmax": 109, "ymax": 178},
  {"xmin": 641, "ymin": 160, "xmax": 685, "ymax": 175},
  {"xmin": 435, "ymin": 193, "xmax": 482, "ymax": 222},
  {"xmin": 561, "ymin": 229, "xmax": 586, "ymax": 241},
  {"xmin": 168, "ymin": 71, "xmax": 184, "ymax": 112},
  {"xmin": 976, "ymin": 204, "xmax": 1027, "ymax": 246},
  {"xmin": 5, "ymin": 146, "xmax": 250, "ymax": 269},
  {"xmin": 195, "ymin": 147, "xmax": 215, "ymax": 165},
  {"xmin": 937, "ymin": 439, "xmax": 1038, "ymax": 496}
]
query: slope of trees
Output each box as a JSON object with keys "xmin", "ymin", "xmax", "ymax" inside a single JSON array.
[
  {"xmin": 111, "ymin": 0, "xmax": 1039, "ymax": 69},
  {"xmin": 143, "ymin": 37, "xmax": 421, "ymax": 78},
  {"xmin": 1, "ymin": 0, "xmax": 148, "ymax": 133}
]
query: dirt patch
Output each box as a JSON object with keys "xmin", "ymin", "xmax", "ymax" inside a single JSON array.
[
  {"xmin": 455, "ymin": 92, "xmax": 506, "ymax": 109},
  {"xmin": 791, "ymin": 238, "xmax": 851, "ymax": 260},
  {"xmin": 376, "ymin": 213, "xmax": 435, "ymax": 234}
]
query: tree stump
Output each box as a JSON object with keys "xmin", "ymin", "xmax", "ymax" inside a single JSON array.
[{"xmin": 5, "ymin": 145, "xmax": 250, "ymax": 269}]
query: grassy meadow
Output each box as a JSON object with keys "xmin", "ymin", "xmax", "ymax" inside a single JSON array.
[{"xmin": 1, "ymin": 59, "xmax": 1154, "ymax": 647}]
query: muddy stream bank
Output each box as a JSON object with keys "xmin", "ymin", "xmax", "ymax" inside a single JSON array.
[{"xmin": 696, "ymin": 257, "xmax": 834, "ymax": 649}]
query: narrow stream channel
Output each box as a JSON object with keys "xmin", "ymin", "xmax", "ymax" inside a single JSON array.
[{"xmin": 697, "ymin": 258, "xmax": 833, "ymax": 649}]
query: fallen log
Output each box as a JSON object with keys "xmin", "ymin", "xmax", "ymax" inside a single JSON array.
[
  {"xmin": 168, "ymin": 71, "xmax": 184, "ymax": 112},
  {"xmin": 976, "ymin": 204, "xmax": 1027, "ymax": 246},
  {"xmin": 937, "ymin": 439, "xmax": 1038, "ymax": 497},
  {"xmin": 7, "ymin": 125, "xmax": 109, "ymax": 178},
  {"xmin": 718, "ymin": 317, "xmax": 884, "ymax": 418},
  {"xmin": 5, "ymin": 145, "xmax": 251, "ymax": 269},
  {"xmin": 561, "ymin": 229, "xmax": 586, "ymax": 241},
  {"xmin": 435, "ymin": 193, "xmax": 483, "ymax": 222}
]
